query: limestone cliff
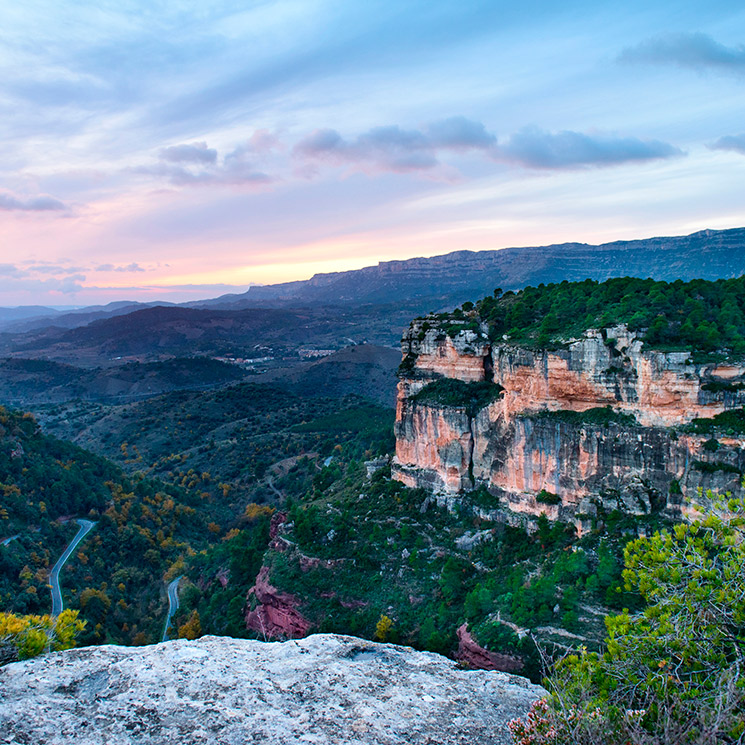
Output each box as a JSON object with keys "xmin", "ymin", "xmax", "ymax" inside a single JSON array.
[
  {"xmin": 0, "ymin": 634, "xmax": 543, "ymax": 745},
  {"xmin": 393, "ymin": 318, "xmax": 745, "ymax": 520}
]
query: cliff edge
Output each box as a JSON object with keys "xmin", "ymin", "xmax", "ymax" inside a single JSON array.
[
  {"xmin": 393, "ymin": 317, "xmax": 745, "ymax": 523},
  {"xmin": 0, "ymin": 634, "xmax": 543, "ymax": 745}
]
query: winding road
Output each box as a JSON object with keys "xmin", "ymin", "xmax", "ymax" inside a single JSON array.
[
  {"xmin": 162, "ymin": 575, "xmax": 183, "ymax": 642},
  {"xmin": 49, "ymin": 519, "xmax": 96, "ymax": 616}
]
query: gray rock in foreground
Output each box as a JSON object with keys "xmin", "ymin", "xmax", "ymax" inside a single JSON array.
[{"xmin": 0, "ymin": 633, "xmax": 543, "ymax": 745}]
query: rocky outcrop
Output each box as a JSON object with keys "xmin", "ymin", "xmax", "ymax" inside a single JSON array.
[
  {"xmin": 394, "ymin": 319, "xmax": 745, "ymax": 520},
  {"xmin": 0, "ymin": 634, "xmax": 544, "ymax": 745},
  {"xmin": 456, "ymin": 624, "xmax": 524, "ymax": 673},
  {"xmin": 245, "ymin": 565, "xmax": 311, "ymax": 639},
  {"xmin": 491, "ymin": 326, "xmax": 745, "ymax": 427}
]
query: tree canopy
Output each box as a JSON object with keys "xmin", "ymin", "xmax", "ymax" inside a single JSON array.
[
  {"xmin": 475, "ymin": 276, "xmax": 745, "ymax": 354},
  {"xmin": 510, "ymin": 491, "xmax": 745, "ymax": 744}
]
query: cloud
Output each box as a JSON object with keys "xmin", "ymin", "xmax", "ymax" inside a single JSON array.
[
  {"xmin": 425, "ymin": 116, "xmax": 497, "ymax": 150},
  {"xmin": 96, "ymin": 263, "xmax": 146, "ymax": 272},
  {"xmin": 138, "ymin": 136, "xmax": 273, "ymax": 187},
  {"xmin": 29, "ymin": 264, "xmax": 88, "ymax": 275},
  {"xmin": 0, "ymin": 264, "xmax": 23, "ymax": 277},
  {"xmin": 495, "ymin": 127, "xmax": 684, "ymax": 169},
  {"xmin": 294, "ymin": 128, "xmax": 344, "ymax": 157},
  {"xmin": 0, "ymin": 261, "xmax": 91, "ymax": 295},
  {"xmin": 293, "ymin": 117, "xmax": 496, "ymax": 174},
  {"xmin": 0, "ymin": 274, "xmax": 87, "ymax": 296},
  {"xmin": 620, "ymin": 32, "xmax": 745, "ymax": 76},
  {"xmin": 294, "ymin": 126, "xmax": 436, "ymax": 173},
  {"xmin": 294, "ymin": 119, "xmax": 682, "ymax": 174},
  {"xmin": 242, "ymin": 129, "xmax": 282, "ymax": 155},
  {"xmin": 56, "ymin": 275, "xmax": 86, "ymax": 294},
  {"xmin": 159, "ymin": 142, "xmax": 218, "ymax": 164},
  {"xmin": 710, "ymin": 133, "xmax": 745, "ymax": 155},
  {"xmin": 0, "ymin": 192, "xmax": 66, "ymax": 211}
]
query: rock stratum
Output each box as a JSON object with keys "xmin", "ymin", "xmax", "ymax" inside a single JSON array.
[
  {"xmin": 393, "ymin": 319, "xmax": 745, "ymax": 524},
  {"xmin": 0, "ymin": 634, "xmax": 542, "ymax": 745}
]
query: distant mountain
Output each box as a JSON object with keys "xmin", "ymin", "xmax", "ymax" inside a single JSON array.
[
  {"xmin": 4, "ymin": 227, "xmax": 745, "ymax": 366},
  {"xmin": 0, "ymin": 301, "xmax": 175, "ymax": 333},
  {"xmin": 0, "ymin": 305, "xmax": 412, "ymax": 366},
  {"xmin": 196, "ymin": 227, "xmax": 745, "ymax": 310},
  {"xmin": 0, "ymin": 306, "xmax": 61, "ymax": 324}
]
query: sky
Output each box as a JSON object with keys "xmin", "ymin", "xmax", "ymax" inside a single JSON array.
[{"xmin": 1, "ymin": 0, "xmax": 745, "ymax": 307}]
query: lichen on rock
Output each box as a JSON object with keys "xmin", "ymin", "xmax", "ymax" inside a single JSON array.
[{"xmin": 0, "ymin": 634, "xmax": 544, "ymax": 745}]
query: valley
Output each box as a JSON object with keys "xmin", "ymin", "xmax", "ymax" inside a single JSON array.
[
  {"xmin": 7, "ymin": 4, "xmax": 745, "ymax": 738},
  {"xmin": 3, "ymin": 257, "xmax": 745, "ymax": 741}
]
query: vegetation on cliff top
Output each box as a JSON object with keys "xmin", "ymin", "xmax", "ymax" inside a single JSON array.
[
  {"xmin": 531, "ymin": 407, "xmax": 638, "ymax": 428},
  {"xmin": 412, "ymin": 378, "xmax": 504, "ymax": 416},
  {"xmin": 473, "ymin": 275, "xmax": 745, "ymax": 354}
]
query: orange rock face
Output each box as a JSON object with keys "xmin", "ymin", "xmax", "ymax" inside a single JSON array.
[
  {"xmin": 395, "ymin": 387, "xmax": 474, "ymax": 493},
  {"xmin": 492, "ymin": 329, "xmax": 745, "ymax": 427},
  {"xmin": 455, "ymin": 623, "xmax": 524, "ymax": 673},
  {"xmin": 393, "ymin": 320, "xmax": 745, "ymax": 521},
  {"xmin": 401, "ymin": 321, "xmax": 491, "ymax": 382},
  {"xmin": 245, "ymin": 566, "xmax": 311, "ymax": 639}
]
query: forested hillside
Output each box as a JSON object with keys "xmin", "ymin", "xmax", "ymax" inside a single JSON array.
[
  {"xmin": 0, "ymin": 407, "xmax": 208, "ymax": 644},
  {"xmin": 0, "ymin": 386, "xmax": 396, "ymax": 647}
]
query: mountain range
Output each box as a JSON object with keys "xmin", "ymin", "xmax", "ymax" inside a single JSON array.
[
  {"xmin": 2, "ymin": 225, "xmax": 745, "ymax": 392},
  {"xmin": 199, "ymin": 226, "xmax": 745, "ymax": 308},
  {"xmin": 4, "ymin": 227, "xmax": 745, "ymax": 338}
]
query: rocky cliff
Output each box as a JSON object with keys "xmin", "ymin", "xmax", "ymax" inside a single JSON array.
[
  {"xmin": 0, "ymin": 634, "xmax": 543, "ymax": 745},
  {"xmin": 393, "ymin": 319, "xmax": 745, "ymax": 522}
]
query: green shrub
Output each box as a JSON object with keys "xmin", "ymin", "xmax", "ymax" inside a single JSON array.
[
  {"xmin": 533, "ymin": 406, "xmax": 637, "ymax": 427},
  {"xmin": 702, "ymin": 380, "xmax": 744, "ymax": 393},
  {"xmin": 512, "ymin": 492, "xmax": 745, "ymax": 743},
  {"xmin": 684, "ymin": 406, "xmax": 745, "ymax": 435},
  {"xmin": 536, "ymin": 489, "xmax": 561, "ymax": 505},
  {"xmin": 411, "ymin": 379, "xmax": 504, "ymax": 416},
  {"xmin": 692, "ymin": 459, "xmax": 740, "ymax": 474}
]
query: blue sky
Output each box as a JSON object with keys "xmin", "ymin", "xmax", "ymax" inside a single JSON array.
[{"xmin": 1, "ymin": 0, "xmax": 745, "ymax": 305}]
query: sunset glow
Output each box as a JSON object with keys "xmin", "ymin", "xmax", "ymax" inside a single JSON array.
[{"xmin": 2, "ymin": 1, "xmax": 745, "ymax": 306}]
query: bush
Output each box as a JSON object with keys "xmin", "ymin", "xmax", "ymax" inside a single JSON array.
[
  {"xmin": 0, "ymin": 609, "xmax": 85, "ymax": 665},
  {"xmin": 692, "ymin": 459, "xmax": 740, "ymax": 474},
  {"xmin": 509, "ymin": 492, "xmax": 745, "ymax": 743},
  {"xmin": 533, "ymin": 407, "xmax": 637, "ymax": 428},
  {"xmin": 684, "ymin": 407, "xmax": 745, "ymax": 435},
  {"xmin": 412, "ymin": 379, "xmax": 504, "ymax": 417},
  {"xmin": 536, "ymin": 490, "xmax": 561, "ymax": 505},
  {"xmin": 703, "ymin": 437, "xmax": 720, "ymax": 452}
]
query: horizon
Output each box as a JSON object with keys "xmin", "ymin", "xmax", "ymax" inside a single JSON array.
[
  {"xmin": 2, "ymin": 1, "xmax": 745, "ymax": 306},
  {"xmin": 3, "ymin": 223, "xmax": 742, "ymax": 310}
]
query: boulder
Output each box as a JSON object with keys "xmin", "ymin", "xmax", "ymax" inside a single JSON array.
[{"xmin": 0, "ymin": 633, "xmax": 544, "ymax": 744}]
